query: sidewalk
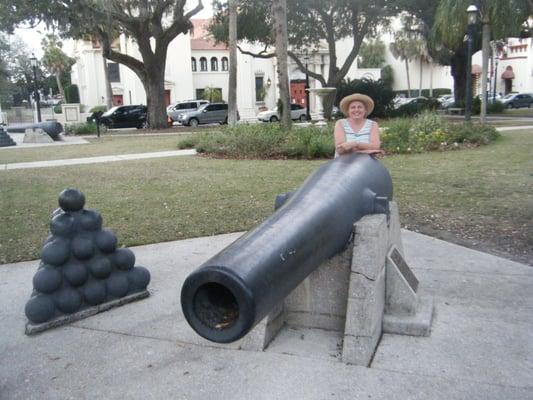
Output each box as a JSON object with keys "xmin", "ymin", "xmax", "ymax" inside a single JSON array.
[{"xmin": 1, "ymin": 230, "xmax": 531, "ymax": 399}]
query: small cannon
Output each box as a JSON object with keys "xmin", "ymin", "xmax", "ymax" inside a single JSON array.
[
  {"xmin": 181, "ymin": 153, "xmax": 393, "ymax": 343},
  {"xmin": 6, "ymin": 121, "xmax": 63, "ymax": 140}
]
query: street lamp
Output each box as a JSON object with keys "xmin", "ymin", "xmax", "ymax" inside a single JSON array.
[
  {"xmin": 303, "ymin": 50, "xmax": 311, "ymax": 121},
  {"xmin": 29, "ymin": 54, "xmax": 42, "ymax": 123},
  {"xmin": 464, "ymin": 5, "xmax": 478, "ymax": 122}
]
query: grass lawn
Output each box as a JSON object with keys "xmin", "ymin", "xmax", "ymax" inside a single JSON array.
[
  {"xmin": 0, "ymin": 129, "xmax": 531, "ymax": 265},
  {"xmin": 0, "ymin": 134, "xmax": 190, "ymax": 164}
]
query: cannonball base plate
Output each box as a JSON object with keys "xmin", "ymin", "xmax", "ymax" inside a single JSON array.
[{"xmin": 25, "ymin": 290, "xmax": 150, "ymax": 335}]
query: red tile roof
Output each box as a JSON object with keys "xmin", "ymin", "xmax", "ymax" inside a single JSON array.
[{"xmin": 191, "ymin": 19, "xmax": 228, "ymax": 51}]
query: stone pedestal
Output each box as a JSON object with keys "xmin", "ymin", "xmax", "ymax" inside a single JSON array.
[
  {"xmin": 240, "ymin": 202, "xmax": 434, "ymax": 366},
  {"xmin": 23, "ymin": 128, "xmax": 54, "ymax": 143}
]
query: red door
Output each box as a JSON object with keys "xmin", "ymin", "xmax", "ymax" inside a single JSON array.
[
  {"xmin": 164, "ymin": 90, "xmax": 171, "ymax": 106},
  {"xmin": 112, "ymin": 95, "xmax": 123, "ymax": 106},
  {"xmin": 290, "ymin": 81, "xmax": 306, "ymax": 107}
]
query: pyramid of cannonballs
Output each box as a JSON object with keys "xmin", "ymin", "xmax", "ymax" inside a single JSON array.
[{"xmin": 25, "ymin": 188, "xmax": 150, "ymax": 328}]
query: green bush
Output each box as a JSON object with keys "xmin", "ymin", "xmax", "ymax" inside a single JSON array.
[
  {"xmin": 65, "ymin": 84, "xmax": 80, "ymax": 103},
  {"xmin": 381, "ymin": 112, "xmax": 499, "ymax": 154},
  {"xmin": 89, "ymin": 105, "xmax": 108, "ymax": 113},
  {"xmin": 488, "ymin": 100, "xmax": 505, "ymax": 114},
  {"xmin": 53, "ymin": 104, "xmax": 62, "ymax": 113},
  {"xmin": 65, "ymin": 122, "xmax": 98, "ymax": 135},
  {"xmin": 178, "ymin": 123, "xmax": 335, "ymax": 159}
]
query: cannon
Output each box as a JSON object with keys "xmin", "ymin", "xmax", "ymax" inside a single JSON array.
[
  {"xmin": 181, "ymin": 153, "xmax": 393, "ymax": 343},
  {"xmin": 6, "ymin": 121, "xmax": 63, "ymax": 140}
]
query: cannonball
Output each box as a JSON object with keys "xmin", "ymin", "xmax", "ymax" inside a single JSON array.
[
  {"xmin": 127, "ymin": 266, "xmax": 151, "ymax": 292},
  {"xmin": 106, "ymin": 273, "xmax": 129, "ymax": 298},
  {"xmin": 25, "ymin": 295, "xmax": 56, "ymax": 324},
  {"xmin": 58, "ymin": 188, "xmax": 85, "ymax": 212},
  {"xmin": 41, "ymin": 239, "xmax": 70, "ymax": 266},
  {"xmin": 63, "ymin": 261, "xmax": 89, "ymax": 286},
  {"xmin": 95, "ymin": 229, "xmax": 118, "ymax": 253},
  {"xmin": 80, "ymin": 209, "xmax": 102, "ymax": 231},
  {"xmin": 50, "ymin": 213, "xmax": 75, "ymax": 237},
  {"xmin": 54, "ymin": 287, "xmax": 83, "ymax": 314},
  {"xmin": 71, "ymin": 235, "xmax": 95, "ymax": 260},
  {"xmin": 33, "ymin": 267, "xmax": 62, "ymax": 293},
  {"xmin": 113, "ymin": 248, "xmax": 135, "ymax": 271},
  {"xmin": 88, "ymin": 257, "xmax": 112, "ymax": 279},
  {"xmin": 83, "ymin": 281, "xmax": 107, "ymax": 305}
]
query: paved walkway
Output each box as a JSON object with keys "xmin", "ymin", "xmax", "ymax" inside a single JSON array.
[
  {"xmin": 1, "ymin": 149, "xmax": 197, "ymax": 170},
  {"xmin": 1, "ymin": 230, "xmax": 531, "ymax": 399}
]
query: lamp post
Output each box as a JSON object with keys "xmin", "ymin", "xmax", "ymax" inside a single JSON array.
[
  {"xmin": 303, "ymin": 50, "xmax": 311, "ymax": 121},
  {"xmin": 464, "ymin": 5, "xmax": 478, "ymax": 122},
  {"xmin": 29, "ymin": 55, "xmax": 42, "ymax": 123}
]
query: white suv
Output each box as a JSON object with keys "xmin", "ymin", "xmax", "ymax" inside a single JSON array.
[
  {"xmin": 257, "ymin": 103, "xmax": 308, "ymax": 122},
  {"xmin": 167, "ymin": 100, "xmax": 209, "ymax": 122}
]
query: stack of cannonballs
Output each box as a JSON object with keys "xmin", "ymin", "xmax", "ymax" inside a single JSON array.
[{"xmin": 25, "ymin": 188, "xmax": 150, "ymax": 329}]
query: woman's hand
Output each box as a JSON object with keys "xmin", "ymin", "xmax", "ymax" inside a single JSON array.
[{"xmin": 336, "ymin": 142, "xmax": 357, "ymax": 154}]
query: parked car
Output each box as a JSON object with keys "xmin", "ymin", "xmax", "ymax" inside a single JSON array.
[
  {"xmin": 175, "ymin": 103, "xmax": 233, "ymax": 127},
  {"xmin": 99, "ymin": 105, "xmax": 148, "ymax": 129},
  {"xmin": 257, "ymin": 103, "xmax": 308, "ymax": 122},
  {"xmin": 437, "ymin": 94, "xmax": 455, "ymax": 108},
  {"xmin": 167, "ymin": 100, "xmax": 209, "ymax": 121},
  {"xmin": 501, "ymin": 93, "xmax": 533, "ymax": 109}
]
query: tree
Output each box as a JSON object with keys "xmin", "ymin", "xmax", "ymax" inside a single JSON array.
[
  {"xmin": 431, "ymin": 0, "xmax": 529, "ymax": 107},
  {"xmin": 202, "ymin": 86, "xmax": 223, "ymax": 102},
  {"xmin": 0, "ymin": 0, "xmax": 205, "ymax": 129},
  {"xmin": 40, "ymin": 34, "xmax": 75, "ymax": 101},
  {"xmin": 389, "ymin": 35, "xmax": 419, "ymax": 97},
  {"xmin": 227, "ymin": 0, "xmax": 238, "ymax": 126},
  {"xmin": 272, "ymin": 0, "xmax": 291, "ymax": 129},
  {"xmin": 358, "ymin": 39, "xmax": 386, "ymax": 68},
  {"xmin": 210, "ymin": 0, "xmax": 400, "ymax": 119}
]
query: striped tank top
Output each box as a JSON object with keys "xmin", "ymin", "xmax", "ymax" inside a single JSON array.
[{"xmin": 342, "ymin": 119, "xmax": 373, "ymax": 143}]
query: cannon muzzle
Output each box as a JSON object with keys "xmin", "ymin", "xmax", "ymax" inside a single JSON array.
[{"xmin": 181, "ymin": 153, "xmax": 393, "ymax": 343}]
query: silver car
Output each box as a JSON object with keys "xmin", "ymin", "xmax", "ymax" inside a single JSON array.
[
  {"xmin": 176, "ymin": 103, "xmax": 230, "ymax": 127},
  {"xmin": 167, "ymin": 100, "xmax": 209, "ymax": 122}
]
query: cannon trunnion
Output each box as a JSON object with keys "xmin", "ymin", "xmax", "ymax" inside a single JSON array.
[{"xmin": 181, "ymin": 153, "xmax": 393, "ymax": 343}]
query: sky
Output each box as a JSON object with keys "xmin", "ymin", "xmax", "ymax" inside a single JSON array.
[{"xmin": 12, "ymin": 1, "xmax": 215, "ymax": 58}]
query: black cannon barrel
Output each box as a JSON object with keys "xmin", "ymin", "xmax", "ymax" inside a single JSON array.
[
  {"xmin": 7, "ymin": 121, "xmax": 63, "ymax": 140},
  {"xmin": 181, "ymin": 153, "xmax": 393, "ymax": 343}
]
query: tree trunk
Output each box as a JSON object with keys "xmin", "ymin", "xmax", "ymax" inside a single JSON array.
[
  {"xmin": 102, "ymin": 56, "xmax": 113, "ymax": 109},
  {"xmin": 140, "ymin": 64, "xmax": 167, "ymax": 129},
  {"xmin": 272, "ymin": 0, "xmax": 291, "ymax": 130},
  {"xmin": 322, "ymin": 89, "xmax": 336, "ymax": 120},
  {"xmin": 451, "ymin": 49, "xmax": 468, "ymax": 106},
  {"xmin": 429, "ymin": 62, "xmax": 433, "ymax": 97},
  {"xmin": 55, "ymin": 73, "xmax": 65, "ymax": 102},
  {"xmin": 419, "ymin": 58, "xmax": 423, "ymax": 97},
  {"xmin": 228, "ymin": 0, "xmax": 238, "ymax": 126},
  {"xmin": 480, "ymin": 21, "xmax": 490, "ymax": 123},
  {"xmin": 405, "ymin": 59, "xmax": 411, "ymax": 98}
]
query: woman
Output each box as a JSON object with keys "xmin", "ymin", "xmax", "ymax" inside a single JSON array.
[{"xmin": 334, "ymin": 93, "xmax": 381, "ymax": 156}]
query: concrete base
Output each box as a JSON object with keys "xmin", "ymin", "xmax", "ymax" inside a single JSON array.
[
  {"xmin": 25, "ymin": 290, "xmax": 150, "ymax": 335},
  {"xmin": 23, "ymin": 128, "xmax": 54, "ymax": 143},
  {"xmin": 383, "ymin": 295, "xmax": 433, "ymax": 336}
]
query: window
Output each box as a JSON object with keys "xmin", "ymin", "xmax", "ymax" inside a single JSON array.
[
  {"xmin": 200, "ymin": 57, "xmax": 207, "ymax": 71},
  {"xmin": 211, "ymin": 57, "xmax": 218, "ymax": 71},
  {"xmin": 191, "ymin": 57, "xmax": 197, "ymax": 72},
  {"xmin": 221, "ymin": 57, "xmax": 228, "ymax": 71},
  {"xmin": 107, "ymin": 63, "xmax": 120, "ymax": 83},
  {"xmin": 255, "ymin": 76, "xmax": 264, "ymax": 102}
]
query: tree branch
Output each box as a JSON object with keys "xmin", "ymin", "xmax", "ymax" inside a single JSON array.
[
  {"xmin": 288, "ymin": 50, "xmax": 326, "ymax": 86},
  {"xmin": 237, "ymin": 44, "xmax": 276, "ymax": 58}
]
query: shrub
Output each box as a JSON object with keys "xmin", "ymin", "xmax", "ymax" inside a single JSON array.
[
  {"xmin": 65, "ymin": 84, "xmax": 80, "ymax": 103},
  {"xmin": 381, "ymin": 112, "xmax": 498, "ymax": 154},
  {"xmin": 65, "ymin": 122, "xmax": 98, "ymax": 135},
  {"xmin": 53, "ymin": 104, "xmax": 62, "ymax": 113},
  {"xmin": 487, "ymin": 100, "xmax": 505, "ymax": 114}
]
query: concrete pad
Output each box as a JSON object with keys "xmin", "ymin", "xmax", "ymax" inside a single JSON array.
[
  {"xmin": 0, "ymin": 133, "xmax": 89, "ymax": 150},
  {"xmin": 1, "ymin": 230, "xmax": 532, "ymax": 399}
]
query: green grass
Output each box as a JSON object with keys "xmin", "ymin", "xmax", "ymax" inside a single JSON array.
[
  {"xmin": 0, "ymin": 129, "xmax": 531, "ymax": 265},
  {"xmin": 0, "ymin": 134, "xmax": 191, "ymax": 164}
]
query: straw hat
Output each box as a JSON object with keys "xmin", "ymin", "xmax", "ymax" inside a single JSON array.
[{"xmin": 339, "ymin": 93, "xmax": 374, "ymax": 117}]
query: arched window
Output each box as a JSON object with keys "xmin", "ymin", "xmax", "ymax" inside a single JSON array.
[
  {"xmin": 221, "ymin": 57, "xmax": 229, "ymax": 71},
  {"xmin": 191, "ymin": 57, "xmax": 197, "ymax": 72},
  {"xmin": 200, "ymin": 57, "xmax": 207, "ymax": 71},
  {"xmin": 211, "ymin": 57, "xmax": 218, "ymax": 71}
]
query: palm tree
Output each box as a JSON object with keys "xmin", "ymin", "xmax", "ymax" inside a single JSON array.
[
  {"xmin": 40, "ymin": 34, "xmax": 75, "ymax": 101},
  {"xmin": 389, "ymin": 36, "xmax": 420, "ymax": 97}
]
